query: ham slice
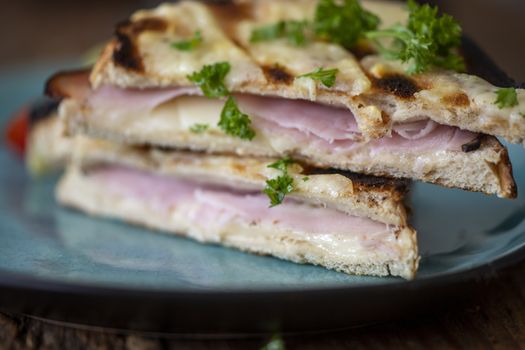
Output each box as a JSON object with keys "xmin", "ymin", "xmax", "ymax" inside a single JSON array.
[
  {"xmin": 86, "ymin": 87, "xmax": 477, "ymax": 151},
  {"xmin": 88, "ymin": 165, "xmax": 395, "ymax": 239},
  {"xmin": 393, "ymin": 120, "xmax": 438, "ymax": 140},
  {"xmin": 87, "ymin": 85, "xmax": 202, "ymax": 113},
  {"xmin": 235, "ymin": 95, "xmax": 477, "ymax": 152},
  {"xmin": 236, "ymin": 95, "xmax": 362, "ymax": 142},
  {"xmin": 251, "ymin": 112, "xmax": 476, "ymax": 153}
]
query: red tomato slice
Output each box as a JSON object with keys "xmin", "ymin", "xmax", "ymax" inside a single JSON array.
[{"xmin": 5, "ymin": 107, "xmax": 29, "ymax": 157}]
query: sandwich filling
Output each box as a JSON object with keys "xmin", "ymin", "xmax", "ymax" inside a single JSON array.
[
  {"xmin": 84, "ymin": 164, "xmax": 408, "ymax": 260},
  {"xmin": 67, "ymin": 81, "xmax": 480, "ymax": 153}
]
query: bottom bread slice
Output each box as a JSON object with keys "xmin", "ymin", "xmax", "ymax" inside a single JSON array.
[{"xmin": 56, "ymin": 165, "xmax": 419, "ymax": 279}]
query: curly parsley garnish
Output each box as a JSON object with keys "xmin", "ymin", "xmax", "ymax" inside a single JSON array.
[
  {"xmin": 366, "ymin": 0, "xmax": 464, "ymax": 74},
  {"xmin": 314, "ymin": 0, "xmax": 380, "ymax": 50},
  {"xmin": 188, "ymin": 62, "xmax": 256, "ymax": 140},
  {"xmin": 250, "ymin": 20, "xmax": 309, "ymax": 46},
  {"xmin": 263, "ymin": 157, "xmax": 295, "ymax": 207},
  {"xmin": 494, "ymin": 88, "xmax": 519, "ymax": 109},
  {"xmin": 250, "ymin": 1, "xmax": 380, "ymax": 51},
  {"xmin": 171, "ymin": 31, "xmax": 202, "ymax": 51},
  {"xmin": 219, "ymin": 97, "xmax": 256, "ymax": 140},
  {"xmin": 298, "ymin": 67, "xmax": 339, "ymax": 87},
  {"xmin": 187, "ymin": 62, "xmax": 230, "ymax": 98},
  {"xmin": 189, "ymin": 123, "xmax": 209, "ymax": 133}
]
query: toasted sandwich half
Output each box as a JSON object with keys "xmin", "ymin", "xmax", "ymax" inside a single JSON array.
[
  {"xmin": 56, "ymin": 135, "xmax": 419, "ymax": 279},
  {"xmin": 50, "ymin": 0, "xmax": 518, "ymax": 198}
]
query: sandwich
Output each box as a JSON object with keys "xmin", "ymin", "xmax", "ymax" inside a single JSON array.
[
  {"xmin": 56, "ymin": 136, "xmax": 419, "ymax": 279},
  {"xmin": 49, "ymin": 0, "xmax": 522, "ymax": 198},
  {"xmin": 23, "ymin": 103, "xmax": 419, "ymax": 278},
  {"xmin": 35, "ymin": 0, "xmax": 525, "ymax": 279}
]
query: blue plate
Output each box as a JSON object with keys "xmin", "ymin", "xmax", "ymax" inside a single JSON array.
[{"xmin": 1, "ymin": 62, "xmax": 525, "ymax": 334}]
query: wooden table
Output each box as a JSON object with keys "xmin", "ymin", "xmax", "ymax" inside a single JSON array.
[{"xmin": 2, "ymin": 261, "xmax": 525, "ymax": 349}]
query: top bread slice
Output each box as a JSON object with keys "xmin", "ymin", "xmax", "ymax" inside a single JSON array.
[{"xmin": 90, "ymin": 0, "xmax": 525, "ymax": 144}]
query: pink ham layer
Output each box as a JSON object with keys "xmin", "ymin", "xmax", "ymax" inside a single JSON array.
[
  {"xmin": 236, "ymin": 95, "xmax": 477, "ymax": 152},
  {"xmin": 83, "ymin": 85, "xmax": 477, "ymax": 152},
  {"xmin": 88, "ymin": 165, "xmax": 396, "ymax": 241}
]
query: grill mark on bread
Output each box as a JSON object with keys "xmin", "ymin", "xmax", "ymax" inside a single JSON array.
[
  {"xmin": 262, "ymin": 64, "xmax": 294, "ymax": 85},
  {"xmin": 461, "ymin": 134, "xmax": 484, "ymax": 153},
  {"xmin": 374, "ymin": 74, "xmax": 421, "ymax": 99},
  {"xmin": 128, "ymin": 17, "xmax": 168, "ymax": 34},
  {"xmin": 442, "ymin": 92, "xmax": 470, "ymax": 107},
  {"xmin": 114, "ymin": 25, "xmax": 144, "ymax": 72},
  {"xmin": 208, "ymin": 2, "xmax": 253, "ymax": 22},
  {"xmin": 208, "ymin": 2, "xmax": 254, "ymax": 37},
  {"xmin": 113, "ymin": 18, "xmax": 168, "ymax": 72},
  {"xmin": 351, "ymin": 42, "xmax": 376, "ymax": 60}
]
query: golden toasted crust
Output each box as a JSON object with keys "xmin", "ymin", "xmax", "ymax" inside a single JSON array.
[{"xmin": 88, "ymin": 0, "xmax": 525, "ymax": 144}]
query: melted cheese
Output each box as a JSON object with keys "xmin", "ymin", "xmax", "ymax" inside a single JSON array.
[
  {"xmin": 362, "ymin": 55, "xmax": 525, "ymax": 143},
  {"xmin": 235, "ymin": 3, "xmax": 371, "ymax": 96},
  {"xmin": 132, "ymin": 2, "xmax": 266, "ymax": 88}
]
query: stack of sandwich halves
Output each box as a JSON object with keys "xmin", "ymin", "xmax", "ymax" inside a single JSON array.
[{"xmin": 44, "ymin": 0, "xmax": 525, "ymax": 279}]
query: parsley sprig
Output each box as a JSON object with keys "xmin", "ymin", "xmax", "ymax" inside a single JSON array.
[
  {"xmin": 366, "ymin": 0, "xmax": 465, "ymax": 74},
  {"xmin": 298, "ymin": 67, "xmax": 339, "ymax": 87},
  {"xmin": 171, "ymin": 31, "xmax": 202, "ymax": 51},
  {"xmin": 189, "ymin": 123, "xmax": 209, "ymax": 133},
  {"xmin": 187, "ymin": 62, "xmax": 230, "ymax": 98},
  {"xmin": 250, "ymin": 0, "xmax": 378, "ymax": 50},
  {"xmin": 188, "ymin": 63, "xmax": 256, "ymax": 140},
  {"xmin": 494, "ymin": 88, "xmax": 519, "ymax": 109},
  {"xmin": 250, "ymin": 20, "xmax": 309, "ymax": 46},
  {"xmin": 219, "ymin": 97, "xmax": 255, "ymax": 140},
  {"xmin": 314, "ymin": 0, "xmax": 380, "ymax": 50},
  {"xmin": 263, "ymin": 157, "xmax": 295, "ymax": 207}
]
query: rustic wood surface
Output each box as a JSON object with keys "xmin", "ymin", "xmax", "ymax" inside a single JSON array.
[{"xmin": 2, "ymin": 261, "xmax": 525, "ymax": 349}]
